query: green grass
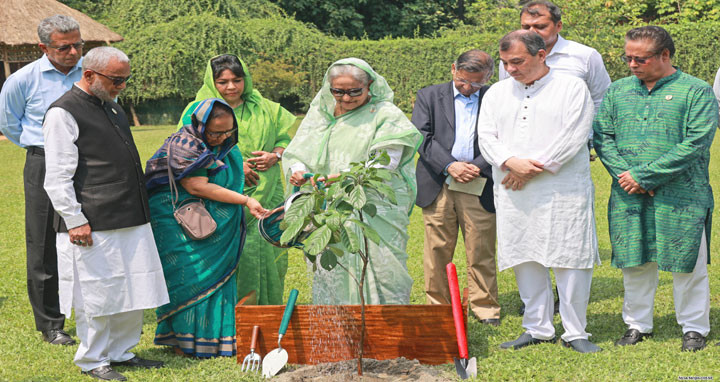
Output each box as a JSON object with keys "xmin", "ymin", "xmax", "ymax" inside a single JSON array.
[{"xmin": 1, "ymin": 125, "xmax": 719, "ymax": 381}]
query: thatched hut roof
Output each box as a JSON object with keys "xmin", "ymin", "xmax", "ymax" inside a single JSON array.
[{"xmin": 0, "ymin": 0, "xmax": 123, "ymax": 46}]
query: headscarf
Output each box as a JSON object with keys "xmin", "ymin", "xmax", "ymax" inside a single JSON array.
[
  {"xmin": 282, "ymin": 57, "xmax": 420, "ymax": 192},
  {"xmin": 145, "ymin": 98, "xmax": 239, "ymax": 190}
]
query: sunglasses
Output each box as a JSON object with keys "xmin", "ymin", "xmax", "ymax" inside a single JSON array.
[
  {"xmin": 48, "ymin": 40, "xmax": 84, "ymax": 53},
  {"xmin": 206, "ymin": 127, "xmax": 237, "ymax": 139},
  {"xmin": 621, "ymin": 54, "xmax": 657, "ymax": 65},
  {"xmin": 330, "ymin": 87, "xmax": 365, "ymax": 97},
  {"xmin": 90, "ymin": 70, "xmax": 132, "ymax": 86}
]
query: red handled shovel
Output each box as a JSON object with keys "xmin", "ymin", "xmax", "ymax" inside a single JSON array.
[{"xmin": 447, "ymin": 263, "xmax": 477, "ymax": 379}]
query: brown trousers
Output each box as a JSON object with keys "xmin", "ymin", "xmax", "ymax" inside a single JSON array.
[{"xmin": 422, "ymin": 183, "xmax": 499, "ymax": 320}]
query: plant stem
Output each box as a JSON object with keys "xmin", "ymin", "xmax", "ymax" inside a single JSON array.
[{"xmin": 356, "ymin": 211, "xmax": 369, "ymax": 376}]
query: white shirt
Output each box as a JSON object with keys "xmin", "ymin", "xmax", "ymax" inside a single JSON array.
[
  {"xmin": 477, "ymin": 70, "xmax": 600, "ymax": 270},
  {"xmin": 499, "ymin": 35, "xmax": 611, "ymax": 114}
]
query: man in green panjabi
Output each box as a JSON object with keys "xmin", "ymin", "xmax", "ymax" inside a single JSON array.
[
  {"xmin": 179, "ymin": 54, "xmax": 295, "ymax": 305},
  {"xmin": 594, "ymin": 26, "xmax": 718, "ymax": 352}
]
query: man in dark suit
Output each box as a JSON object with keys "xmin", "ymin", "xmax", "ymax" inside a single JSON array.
[{"xmin": 412, "ymin": 50, "xmax": 500, "ymax": 325}]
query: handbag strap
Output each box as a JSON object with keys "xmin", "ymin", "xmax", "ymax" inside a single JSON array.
[{"xmin": 167, "ymin": 135, "xmax": 179, "ymax": 210}]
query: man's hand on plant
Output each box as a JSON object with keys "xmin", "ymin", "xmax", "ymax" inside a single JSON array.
[
  {"xmin": 448, "ymin": 162, "xmax": 480, "ymax": 183},
  {"xmin": 316, "ymin": 173, "xmax": 341, "ymax": 186}
]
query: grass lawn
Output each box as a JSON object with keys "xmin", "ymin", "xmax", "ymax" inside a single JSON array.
[{"xmin": 1, "ymin": 124, "xmax": 719, "ymax": 381}]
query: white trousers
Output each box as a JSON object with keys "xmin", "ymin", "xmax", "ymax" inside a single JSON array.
[
  {"xmin": 72, "ymin": 264, "xmax": 143, "ymax": 371},
  {"xmin": 621, "ymin": 228, "xmax": 710, "ymax": 336},
  {"xmin": 514, "ymin": 262, "xmax": 593, "ymax": 342}
]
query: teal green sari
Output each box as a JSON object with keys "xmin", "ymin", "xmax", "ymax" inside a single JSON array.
[{"xmin": 148, "ymin": 98, "xmax": 246, "ymax": 357}]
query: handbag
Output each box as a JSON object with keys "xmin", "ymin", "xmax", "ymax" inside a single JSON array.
[{"xmin": 167, "ymin": 138, "xmax": 217, "ymax": 240}]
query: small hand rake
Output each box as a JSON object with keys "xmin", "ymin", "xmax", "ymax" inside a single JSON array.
[{"xmin": 241, "ymin": 325, "xmax": 261, "ymax": 373}]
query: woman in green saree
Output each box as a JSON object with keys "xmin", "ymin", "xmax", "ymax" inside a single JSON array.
[
  {"xmin": 282, "ymin": 58, "xmax": 422, "ymax": 305},
  {"xmin": 145, "ymin": 98, "xmax": 267, "ymax": 357},
  {"xmin": 179, "ymin": 54, "xmax": 296, "ymax": 305}
]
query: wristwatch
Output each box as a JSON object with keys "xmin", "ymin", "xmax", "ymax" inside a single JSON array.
[{"xmin": 274, "ymin": 151, "xmax": 282, "ymax": 160}]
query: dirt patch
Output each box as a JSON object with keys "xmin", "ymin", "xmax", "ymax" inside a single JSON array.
[{"xmin": 273, "ymin": 358, "xmax": 454, "ymax": 382}]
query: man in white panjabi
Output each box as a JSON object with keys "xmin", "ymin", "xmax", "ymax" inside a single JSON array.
[
  {"xmin": 477, "ymin": 30, "xmax": 601, "ymax": 353},
  {"xmin": 43, "ymin": 46, "xmax": 169, "ymax": 381}
]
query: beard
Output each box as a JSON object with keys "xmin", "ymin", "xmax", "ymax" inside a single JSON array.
[{"xmin": 89, "ymin": 78, "xmax": 115, "ymax": 102}]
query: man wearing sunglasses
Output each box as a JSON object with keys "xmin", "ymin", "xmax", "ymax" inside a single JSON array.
[
  {"xmin": 43, "ymin": 46, "xmax": 168, "ymax": 380},
  {"xmin": 412, "ymin": 50, "xmax": 501, "ymax": 327},
  {"xmin": 594, "ymin": 26, "xmax": 718, "ymax": 352},
  {"xmin": 0, "ymin": 15, "xmax": 84, "ymax": 347}
]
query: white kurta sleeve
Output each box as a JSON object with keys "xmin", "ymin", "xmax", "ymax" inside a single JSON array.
[
  {"xmin": 476, "ymin": 88, "xmax": 515, "ymax": 168},
  {"xmin": 43, "ymin": 107, "xmax": 88, "ymax": 229},
  {"xmin": 535, "ymin": 80, "xmax": 595, "ymax": 174},
  {"xmin": 585, "ymin": 50, "xmax": 611, "ymax": 114},
  {"xmin": 289, "ymin": 162, "xmax": 309, "ymax": 174}
]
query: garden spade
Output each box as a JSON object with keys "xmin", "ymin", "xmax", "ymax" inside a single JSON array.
[
  {"xmin": 446, "ymin": 263, "xmax": 477, "ymax": 380},
  {"xmin": 262, "ymin": 288, "xmax": 299, "ymax": 378}
]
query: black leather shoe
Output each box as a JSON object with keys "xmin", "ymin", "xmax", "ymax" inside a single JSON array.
[
  {"xmin": 500, "ymin": 332, "xmax": 555, "ymax": 350},
  {"xmin": 81, "ymin": 365, "xmax": 127, "ymax": 381},
  {"xmin": 478, "ymin": 318, "xmax": 501, "ymax": 327},
  {"xmin": 681, "ymin": 331, "xmax": 706, "ymax": 352},
  {"xmin": 111, "ymin": 356, "xmax": 164, "ymax": 369},
  {"xmin": 615, "ymin": 329, "xmax": 652, "ymax": 346},
  {"xmin": 42, "ymin": 329, "xmax": 76, "ymax": 345},
  {"xmin": 518, "ymin": 304, "xmax": 525, "ymax": 315},
  {"xmin": 561, "ymin": 338, "xmax": 602, "ymax": 353}
]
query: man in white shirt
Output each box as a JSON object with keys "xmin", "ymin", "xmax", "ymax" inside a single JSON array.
[
  {"xmin": 499, "ymin": 0, "xmax": 610, "ymax": 315},
  {"xmin": 43, "ymin": 46, "xmax": 169, "ymax": 381},
  {"xmin": 478, "ymin": 30, "xmax": 601, "ymax": 353}
]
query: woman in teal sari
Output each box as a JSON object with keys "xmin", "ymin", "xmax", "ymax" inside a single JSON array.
[
  {"xmin": 179, "ymin": 54, "xmax": 296, "ymax": 305},
  {"xmin": 145, "ymin": 98, "xmax": 266, "ymax": 357},
  {"xmin": 282, "ymin": 58, "xmax": 422, "ymax": 305}
]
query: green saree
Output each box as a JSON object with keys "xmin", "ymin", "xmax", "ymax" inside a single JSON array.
[
  {"xmin": 282, "ymin": 58, "xmax": 422, "ymax": 304},
  {"xmin": 179, "ymin": 56, "xmax": 296, "ymax": 305}
]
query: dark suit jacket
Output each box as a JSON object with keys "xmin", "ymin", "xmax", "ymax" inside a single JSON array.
[{"xmin": 412, "ymin": 81, "xmax": 495, "ymax": 212}]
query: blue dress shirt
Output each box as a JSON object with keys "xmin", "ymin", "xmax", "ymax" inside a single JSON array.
[
  {"xmin": 443, "ymin": 86, "xmax": 480, "ymax": 177},
  {"xmin": 0, "ymin": 55, "xmax": 83, "ymax": 148}
]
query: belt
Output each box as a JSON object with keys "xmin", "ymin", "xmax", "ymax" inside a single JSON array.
[{"xmin": 27, "ymin": 146, "xmax": 45, "ymax": 156}]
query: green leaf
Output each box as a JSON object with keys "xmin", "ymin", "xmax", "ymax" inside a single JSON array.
[
  {"xmin": 305, "ymin": 253, "xmax": 316, "ymax": 264},
  {"xmin": 375, "ymin": 150, "xmax": 391, "ymax": 165},
  {"xmin": 348, "ymin": 186, "xmax": 366, "ymax": 209},
  {"xmin": 305, "ymin": 225, "xmax": 331, "ymax": 255},
  {"xmin": 362, "ymin": 203, "xmax": 377, "ymax": 217},
  {"xmin": 374, "ymin": 168, "xmax": 392, "ymax": 181},
  {"xmin": 327, "ymin": 245, "xmax": 345, "ymax": 257},
  {"xmin": 340, "ymin": 223, "xmax": 360, "ymax": 253},
  {"xmin": 319, "ymin": 249, "xmax": 337, "ymax": 271},
  {"xmin": 349, "ymin": 218, "xmax": 381, "ymax": 245},
  {"xmin": 279, "ymin": 218, "xmax": 306, "ymax": 245},
  {"xmin": 284, "ymin": 193, "xmax": 315, "ymax": 225},
  {"xmin": 326, "ymin": 212, "xmax": 342, "ymax": 231}
]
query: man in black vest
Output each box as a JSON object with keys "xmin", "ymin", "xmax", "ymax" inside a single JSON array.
[
  {"xmin": 43, "ymin": 46, "xmax": 169, "ymax": 381},
  {"xmin": 412, "ymin": 50, "xmax": 500, "ymax": 325}
]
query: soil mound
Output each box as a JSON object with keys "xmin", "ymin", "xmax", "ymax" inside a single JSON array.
[{"xmin": 273, "ymin": 357, "xmax": 453, "ymax": 381}]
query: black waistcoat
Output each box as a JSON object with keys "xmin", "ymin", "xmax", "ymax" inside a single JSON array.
[{"xmin": 47, "ymin": 86, "xmax": 151, "ymax": 232}]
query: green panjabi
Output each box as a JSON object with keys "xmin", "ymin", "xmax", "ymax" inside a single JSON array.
[
  {"xmin": 179, "ymin": 56, "xmax": 295, "ymax": 304},
  {"xmin": 282, "ymin": 58, "xmax": 422, "ymax": 304},
  {"xmin": 593, "ymin": 69, "xmax": 718, "ymax": 272}
]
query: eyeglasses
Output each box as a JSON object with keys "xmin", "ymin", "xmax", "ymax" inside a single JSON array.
[
  {"xmin": 90, "ymin": 70, "xmax": 132, "ymax": 86},
  {"xmin": 330, "ymin": 88, "xmax": 365, "ymax": 97},
  {"xmin": 206, "ymin": 128, "xmax": 237, "ymax": 139},
  {"xmin": 453, "ymin": 76, "xmax": 485, "ymax": 89},
  {"xmin": 48, "ymin": 40, "xmax": 84, "ymax": 53},
  {"xmin": 621, "ymin": 54, "xmax": 657, "ymax": 65}
]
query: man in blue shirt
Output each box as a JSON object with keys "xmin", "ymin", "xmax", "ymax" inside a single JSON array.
[
  {"xmin": 0, "ymin": 14, "xmax": 84, "ymax": 345},
  {"xmin": 412, "ymin": 50, "xmax": 500, "ymax": 326}
]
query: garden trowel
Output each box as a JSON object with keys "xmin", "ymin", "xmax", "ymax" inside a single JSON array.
[
  {"xmin": 446, "ymin": 263, "xmax": 477, "ymax": 379},
  {"xmin": 262, "ymin": 288, "xmax": 299, "ymax": 378}
]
